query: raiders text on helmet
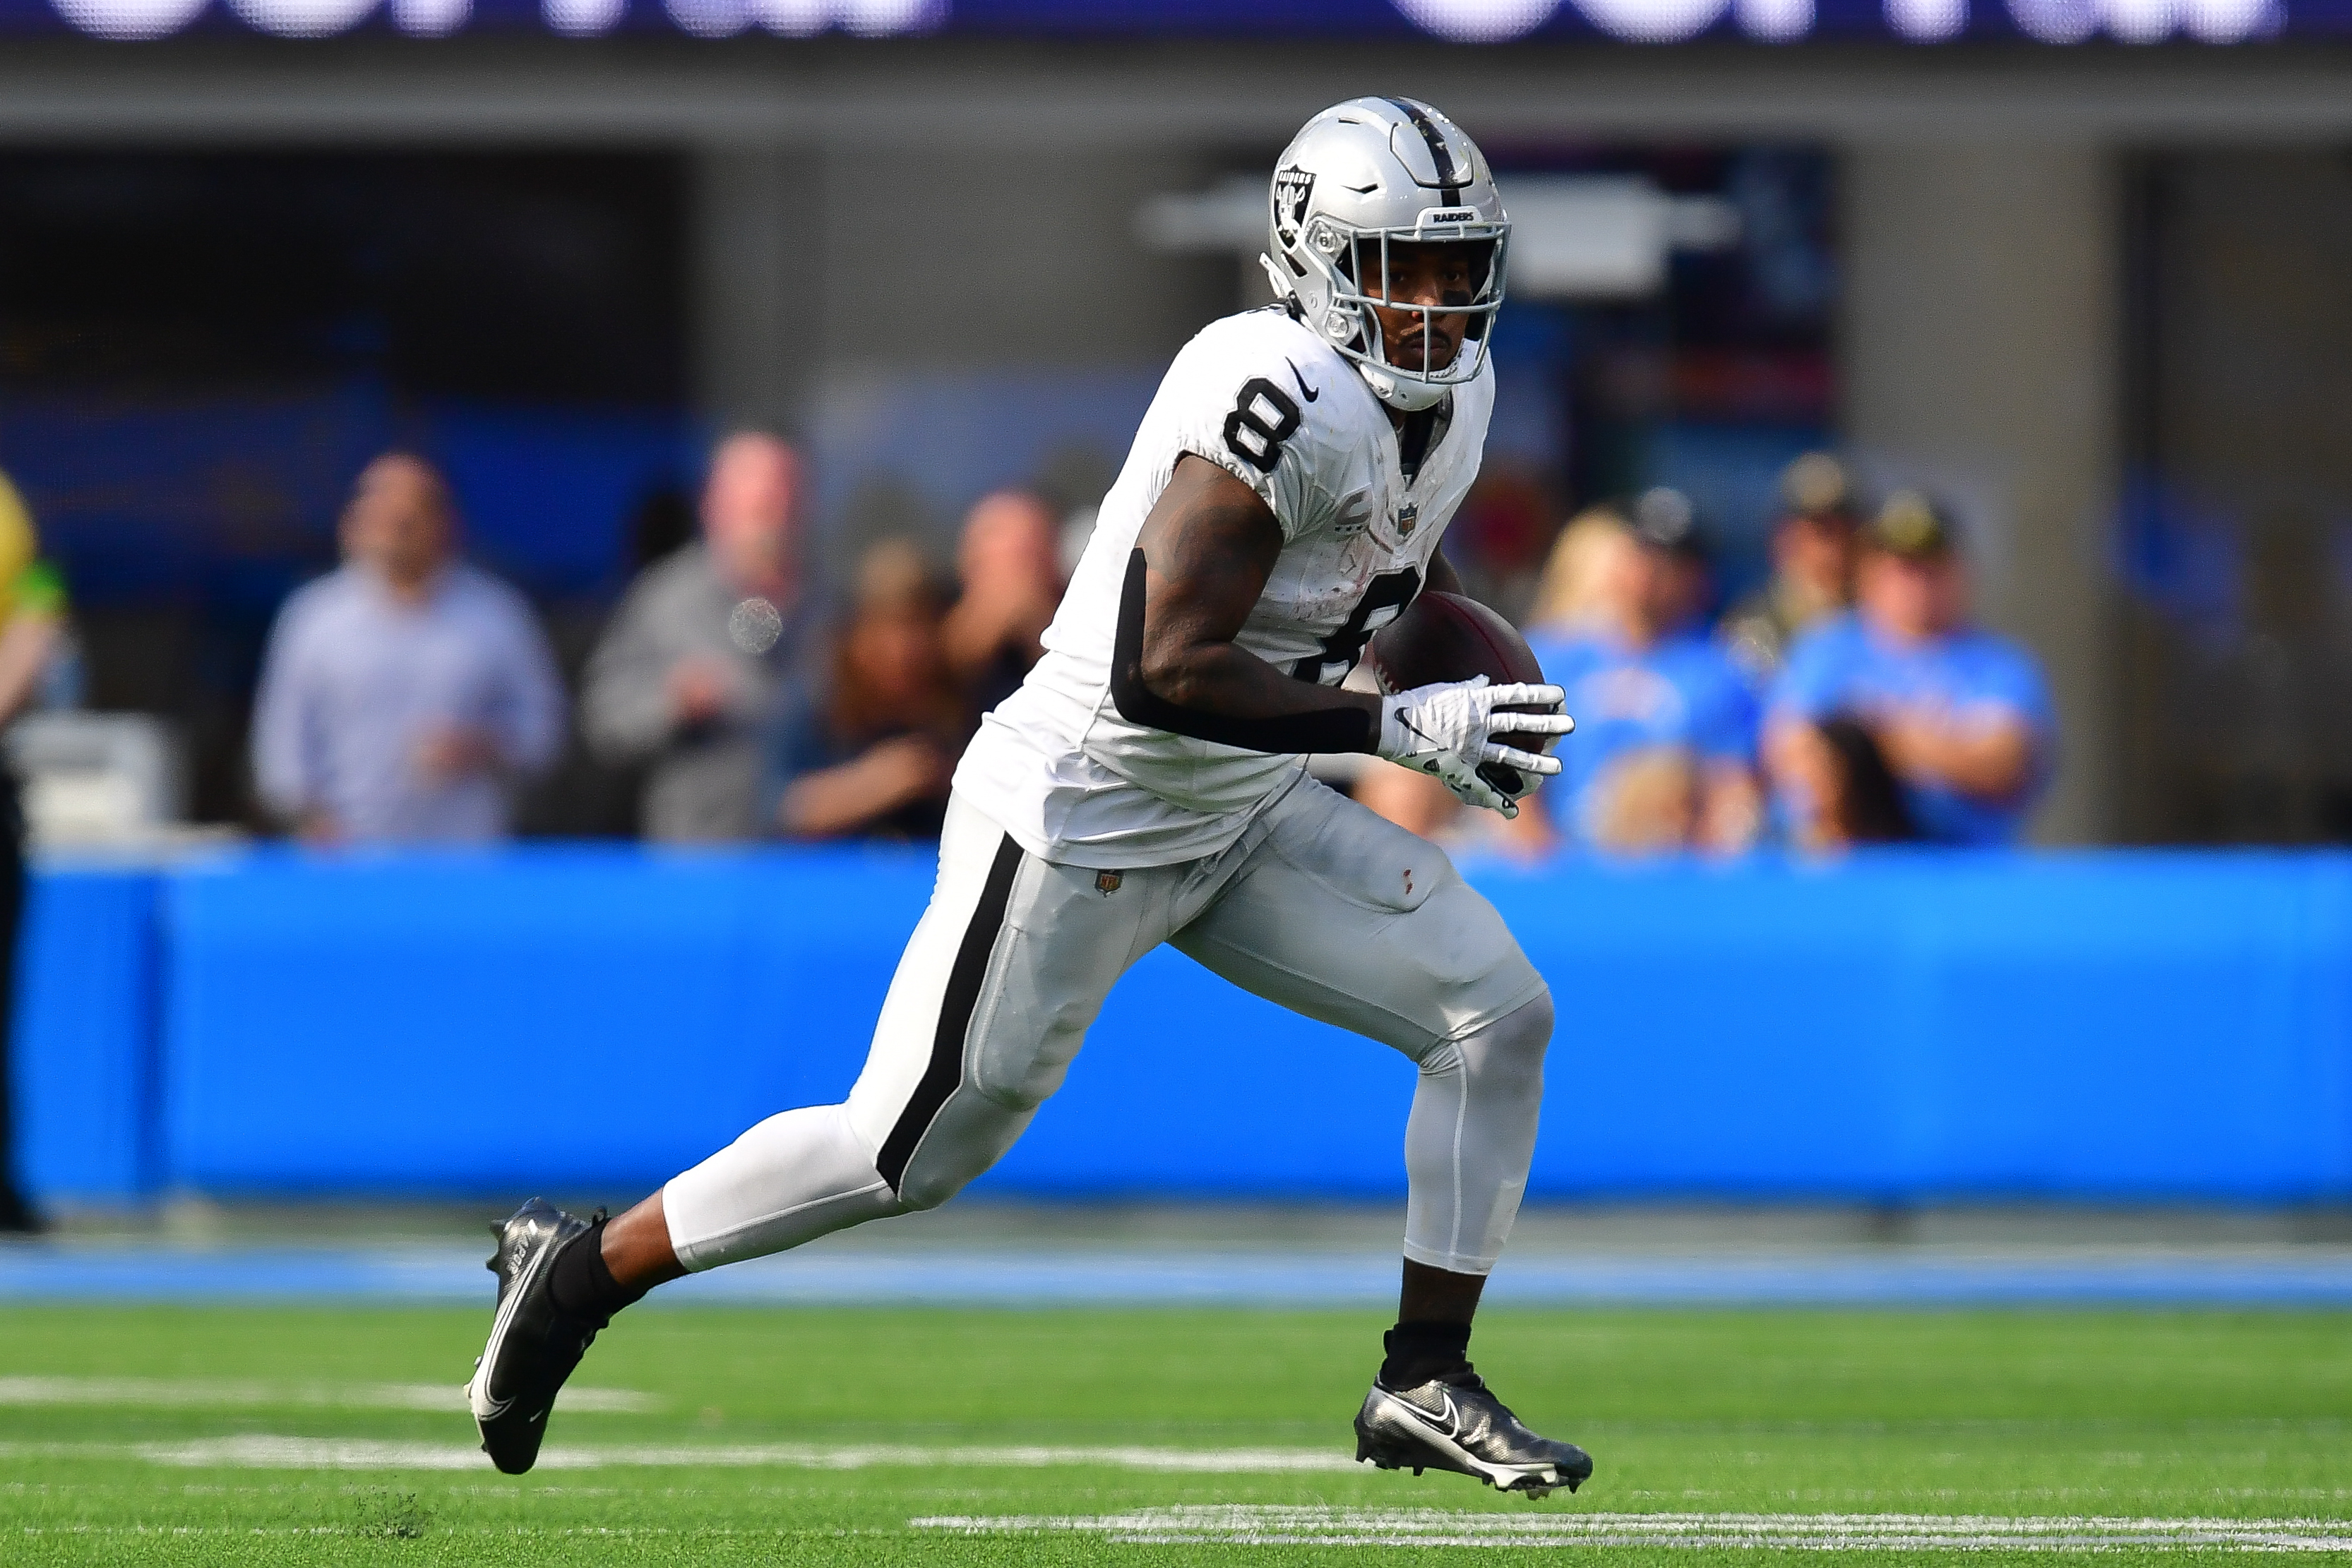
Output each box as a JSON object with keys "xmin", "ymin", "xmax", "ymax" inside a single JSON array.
[{"xmin": 1262, "ymin": 97, "xmax": 1510, "ymax": 413}]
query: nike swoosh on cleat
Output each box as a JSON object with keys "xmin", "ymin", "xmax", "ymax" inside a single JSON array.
[
  {"xmin": 471, "ymin": 1222, "xmax": 564, "ymax": 1423},
  {"xmin": 1288, "ymin": 361, "xmax": 1319, "ymax": 402}
]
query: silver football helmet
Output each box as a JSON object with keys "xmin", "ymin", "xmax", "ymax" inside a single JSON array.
[{"xmin": 1262, "ymin": 96, "xmax": 1510, "ymax": 413}]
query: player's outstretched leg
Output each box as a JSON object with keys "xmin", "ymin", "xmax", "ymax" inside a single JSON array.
[
  {"xmin": 468, "ymin": 1198, "xmax": 649, "ymax": 1474},
  {"xmin": 1351, "ymin": 991, "xmax": 1592, "ymax": 1498}
]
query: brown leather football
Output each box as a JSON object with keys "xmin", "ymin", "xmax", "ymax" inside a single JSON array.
[{"xmin": 1366, "ymin": 590, "xmax": 1556, "ymax": 797}]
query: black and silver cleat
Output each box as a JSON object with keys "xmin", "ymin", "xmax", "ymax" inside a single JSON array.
[
  {"xmin": 1354, "ymin": 1368, "xmax": 1594, "ymax": 1500},
  {"xmin": 467, "ymin": 1197, "xmax": 605, "ymax": 1476}
]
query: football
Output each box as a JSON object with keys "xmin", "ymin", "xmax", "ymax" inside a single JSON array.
[{"xmin": 1365, "ymin": 589, "xmax": 1559, "ymax": 797}]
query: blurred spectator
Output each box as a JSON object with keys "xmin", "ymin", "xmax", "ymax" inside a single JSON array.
[
  {"xmin": 943, "ymin": 489, "xmax": 1064, "ymax": 715},
  {"xmin": 1765, "ymin": 491, "xmax": 2055, "ymax": 848},
  {"xmin": 770, "ymin": 539, "xmax": 965, "ymax": 842},
  {"xmin": 1444, "ymin": 466, "xmax": 1556, "ymax": 623},
  {"xmin": 1586, "ymin": 745, "xmax": 1702, "ymax": 855},
  {"xmin": 1719, "ymin": 452, "xmax": 1859, "ymax": 681},
  {"xmin": 0, "ymin": 467, "xmax": 64, "ymax": 1233},
  {"xmin": 251, "ymin": 453, "xmax": 562, "ymax": 846},
  {"xmin": 1522, "ymin": 506, "xmax": 1636, "ymax": 635},
  {"xmin": 584, "ymin": 432, "xmax": 813, "ymax": 842},
  {"xmin": 1522, "ymin": 491, "xmax": 1764, "ymax": 856}
]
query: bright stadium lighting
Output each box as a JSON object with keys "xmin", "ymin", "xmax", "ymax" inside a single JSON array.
[
  {"xmin": 750, "ymin": 0, "xmax": 946, "ymax": 35},
  {"xmin": 1568, "ymin": 0, "xmax": 1730, "ymax": 42},
  {"xmin": 49, "ymin": 0, "xmax": 206, "ymax": 36},
  {"xmin": 1391, "ymin": 0, "xmax": 1561, "ymax": 42},
  {"xmin": 1885, "ymin": 0, "xmax": 1966, "ymax": 38},
  {"xmin": 2005, "ymin": 0, "xmax": 2096, "ymax": 40},
  {"xmin": 2097, "ymin": 0, "xmax": 2173, "ymax": 38},
  {"xmin": 666, "ymin": 0, "xmax": 750, "ymax": 34},
  {"xmin": 544, "ymin": 0, "xmax": 623, "ymax": 32},
  {"xmin": 1736, "ymin": 0, "xmax": 1813, "ymax": 41},
  {"xmin": 758, "ymin": 0, "xmax": 825, "ymax": 30},
  {"xmin": 835, "ymin": 0, "xmax": 943, "ymax": 33},
  {"xmin": 228, "ymin": 0, "xmax": 379, "ymax": 35},
  {"xmin": 391, "ymin": 0, "xmax": 469, "ymax": 33},
  {"xmin": 2183, "ymin": 0, "xmax": 2274, "ymax": 40}
]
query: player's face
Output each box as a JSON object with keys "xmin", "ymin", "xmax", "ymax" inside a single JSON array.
[{"xmin": 1356, "ymin": 239, "xmax": 1479, "ymax": 376}]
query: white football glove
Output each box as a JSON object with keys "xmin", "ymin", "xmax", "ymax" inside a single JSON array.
[{"xmin": 1376, "ymin": 676, "xmax": 1575, "ymax": 820}]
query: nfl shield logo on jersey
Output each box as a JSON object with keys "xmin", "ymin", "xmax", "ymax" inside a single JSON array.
[
  {"xmin": 1395, "ymin": 502, "xmax": 1419, "ymax": 539},
  {"xmin": 1272, "ymin": 166, "xmax": 1315, "ymax": 251}
]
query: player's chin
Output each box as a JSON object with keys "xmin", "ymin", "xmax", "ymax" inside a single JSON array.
[{"xmin": 1392, "ymin": 335, "xmax": 1462, "ymax": 376}]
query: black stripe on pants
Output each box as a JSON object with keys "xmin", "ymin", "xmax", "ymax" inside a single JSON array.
[{"xmin": 876, "ymin": 833, "xmax": 1024, "ymax": 1194}]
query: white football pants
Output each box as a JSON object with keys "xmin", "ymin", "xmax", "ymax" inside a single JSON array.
[{"xmin": 662, "ymin": 776, "xmax": 1553, "ymax": 1276}]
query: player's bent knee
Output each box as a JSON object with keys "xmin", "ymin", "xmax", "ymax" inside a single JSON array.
[
  {"xmin": 893, "ymin": 1167, "xmax": 965, "ymax": 1213},
  {"xmin": 1467, "ymin": 988, "xmax": 1552, "ymax": 1088}
]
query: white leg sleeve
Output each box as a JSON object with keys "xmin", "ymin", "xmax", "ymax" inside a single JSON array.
[
  {"xmin": 660, "ymin": 1103, "xmax": 900, "ymax": 1271},
  {"xmin": 658, "ymin": 791, "xmax": 1171, "ymax": 1273},
  {"xmin": 1402, "ymin": 991, "xmax": 1552, "ymax": 1276}
]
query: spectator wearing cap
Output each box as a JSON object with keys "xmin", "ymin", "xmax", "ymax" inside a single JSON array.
[
  {"xmin": 584, "ymin": 432, "xmax": 816, "ymax": 842},
  {"xmin": 1719, "ymin": 452, "xmax": 1860, "ymax": 681},
  {"xmin": 251, "ymin": 453, "xmax": 564, "ymax": 846},
  {"xmin": 1521, "ymin": 489, "xmax": 1763, "ymax": 856},
  {"xmin": 1764, "ymin": 491, "xmax": 2055, "ymax": 849}
]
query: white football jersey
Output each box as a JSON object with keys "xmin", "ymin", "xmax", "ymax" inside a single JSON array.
[{"xmin": 955, "ymin": 306, "xmax": 1493, "ymax": 869}]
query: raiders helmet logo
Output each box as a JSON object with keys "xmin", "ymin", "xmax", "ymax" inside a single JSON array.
[{"xmin": 1272, "ymin": 165, "xmax": 1315, "ymax": 251}]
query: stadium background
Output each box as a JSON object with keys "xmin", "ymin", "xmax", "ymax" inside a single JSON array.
[{"xmin": 3, "ymin": 5, "xmax": 2352, "ymax": 1563}]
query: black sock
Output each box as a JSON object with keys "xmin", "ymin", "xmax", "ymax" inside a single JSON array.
[
  {"xmin": 1380, "ymin": 1319, "xmax": 1472, "ymax": 1389},
  {"xmin": 548, "ymin": 1220, "xmax": 649, "ymax": 1323}
]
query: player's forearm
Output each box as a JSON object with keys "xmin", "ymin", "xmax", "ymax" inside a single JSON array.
[
  {"xmin": 1114, "ymin": 547, "xmax": 1377, "ymax": 754},
  {"xmin": 1139, "ymin": 635, "xmax": 1381, "ymax": 746}
]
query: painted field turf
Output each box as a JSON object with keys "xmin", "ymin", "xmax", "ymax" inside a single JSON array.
[{"xmin": 0, "ymin": 1305, "xmax": 2346, "ymax": 1564}]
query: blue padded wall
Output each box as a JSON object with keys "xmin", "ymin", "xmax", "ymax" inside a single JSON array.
[
  {"xmin": 14, "ymin": 846, "xmax": 2351, "ymax": 1205},
  {"xmin": 13, "ymin": 863, "xmax": 162, "ymax": 1202}
]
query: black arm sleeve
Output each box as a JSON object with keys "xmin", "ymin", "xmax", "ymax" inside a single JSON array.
[{"xmin": 1109, "ymin": 549, "xmax": 1376, "ymax": 756}]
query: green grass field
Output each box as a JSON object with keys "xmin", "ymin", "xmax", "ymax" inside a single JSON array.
[{"xmin": 1, "ymin": 1303, "xmax": 2346, "ymax": 1564}]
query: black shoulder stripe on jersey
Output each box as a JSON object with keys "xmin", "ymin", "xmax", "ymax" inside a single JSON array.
[
  {"xmin": 876, "ymin": 830, "xmax": 1023, "ymax": 1196},
  {"xmin": 1110, "ymin": 549, "xmax": 1376, "ymax": 756},
  {"xmin": 1385, "ymin": 97, "xmax": 1463, "ymax": 206}
]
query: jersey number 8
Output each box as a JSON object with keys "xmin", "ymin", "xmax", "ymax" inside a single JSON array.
[{"xmin": 1222, "ymin": 378, "xmax": 1301, "ymax": 474}]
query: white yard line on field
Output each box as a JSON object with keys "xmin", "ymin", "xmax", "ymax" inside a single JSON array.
[
  {"xmin": 909, "ymin": 1506, "xmax": 2352, "ymax": 1551},
  {"xmin": 0, "ymin": 1436, "xmax": 1358, "ymax": 1473},
  {"xmin": 0, "ymin": 1377, "xmax": 656, "ymax": 1413}
]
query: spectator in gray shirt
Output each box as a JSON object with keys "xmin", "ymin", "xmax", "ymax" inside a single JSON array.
[
  {"xmin": 584, "ymin": 431, "xmax": 812, "ymax": 842},
  {"xmin": 251, "ymin": 453, "xmax": 564, "ymax": 845}
]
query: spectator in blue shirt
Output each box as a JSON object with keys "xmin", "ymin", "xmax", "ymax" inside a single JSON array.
[
  {"xmin": 1765, "ymin": 491, "xmax": 2054, "ymax": 848},
  {"xmin": 252, "ymin": 453, "xmax": 563, "ymax": 845},
  {"xmin": 1523, "ymin": 490, "xmax": 1763, "ymax": 856}
]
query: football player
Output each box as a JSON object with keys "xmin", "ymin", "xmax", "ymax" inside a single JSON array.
[{"xmin": 471, "ymin": 97, "xmax": 1589, "ymax": 1499}]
